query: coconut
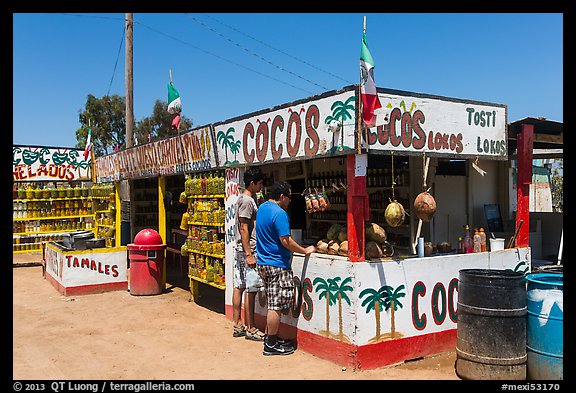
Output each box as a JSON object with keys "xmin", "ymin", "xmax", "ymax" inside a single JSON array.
[
  {"xmin": 379, "ymin": 241, "xmax": 395, "ymax": 257},
  {"xmin": 327, "ymin": 223, "xmax": 342, "ymax": 241},
  {"xmin": 385, "ymin": 200, "xmax": 406, "ymax": 227},
  {"xmin": 328, "ymin": 240, "xmax": 340, "ymax": 255},
  {"xmin": 337, "ymin": 229, "xmax": 347, "ymax": 242},
  {"xmin": 414, "ymin": 192, "xmax": 437, "ymax": 222},
  {"xmin": 338, "ymin": 241, "xmax": 349, "ymax": 256},
  {"xmin": 365, "ymin": 222, "xmax": 386, "ymax": 243},
  {"xmin": 317, "ymin": 239, "xmax": 329, "ymax": 254},
  {"xmin": 365, "ymin": 241, "xmax": 383, "ymax": 259}
]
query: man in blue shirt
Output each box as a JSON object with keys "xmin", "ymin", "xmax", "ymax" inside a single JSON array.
[{"xmin": 256, "ymin": 181, "xmax": 316, "ymax": 356}]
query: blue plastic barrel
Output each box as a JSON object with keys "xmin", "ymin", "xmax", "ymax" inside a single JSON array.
[{"xmin": 526, "ymin": 273, "xmax": 563, "ymax": 380}]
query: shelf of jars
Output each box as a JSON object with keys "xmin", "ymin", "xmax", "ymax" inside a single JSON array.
[
  {"xmin": 91, "ymin": 183, "xmax": 117, "ymax": 247},
  {"xmin": 13, "ymin": 182, "xmax": 99, "ymax": 253},
  {"xmin": 180, "ymin": 171, "xmax": 227, "ymax": 292}
]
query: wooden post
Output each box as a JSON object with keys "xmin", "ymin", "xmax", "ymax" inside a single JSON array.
[
  {"xmin": 346, "ymin": 154, "xmax": 368, "ymax": 262},
  {"xmin": 515, "ymin": 124, "xmax": 533, "ymax": 248},
  {"xmin": 125, "ymin": 13, "xmax": 134, "ymax": 148}
]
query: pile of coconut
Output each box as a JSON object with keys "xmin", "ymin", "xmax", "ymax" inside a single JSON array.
[{"xmin": 316, "ymin": 222, "xmax": 394, "ymax": 259}]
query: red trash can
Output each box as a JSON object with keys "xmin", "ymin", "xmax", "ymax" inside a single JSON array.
[{"xmin": 127, "ymin": 228, "xmax": 167, "ymax": 296}]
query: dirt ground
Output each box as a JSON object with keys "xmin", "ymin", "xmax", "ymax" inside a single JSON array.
[{"xmin": 13, "ymin": 253, "xmax": 459, "ymax": 381}]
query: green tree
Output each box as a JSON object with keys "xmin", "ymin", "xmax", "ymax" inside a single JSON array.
[
  {"xmin": 135, "ymin": 99, "xmax": 193, "ymax": 144},
  {"xmin": 75, "ymin": 94, "xmax": 126, "ymax": 157},
  {"xmin": 75, "ymin": 95, "xmax": 194, "ymax": 157},
  {"xmin": 550, "ymin": 159, "xmax": 563, "ymax": 212}
]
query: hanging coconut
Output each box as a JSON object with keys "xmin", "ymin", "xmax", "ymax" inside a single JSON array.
[
  {"xmin": 385, "ymin": 200, "xmax": 406, "ymax": 227},
  {"xmin": 414, "ymin": 191, "xmax": 437, "ymax": 222}
]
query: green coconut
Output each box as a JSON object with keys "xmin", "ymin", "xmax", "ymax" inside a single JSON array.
[
  {"xmin": 385, "ymin": 200, "xmax": 406, "ymax": 227},
  {"xmin": 327, "ymin": 223, "xmax": 342, "ymax": 241}
]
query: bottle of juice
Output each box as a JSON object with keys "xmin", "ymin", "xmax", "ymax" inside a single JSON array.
[
  {"xmin": 479, "ymin": 228, "xmax": 487, "ymax": 252},
  {"xmin": 463, "ymin": 225, "xmax": 473, "ymax": 254},
  {"xmin": 473, "ymin": 229, "xmax": 482, "ymax": 253}
]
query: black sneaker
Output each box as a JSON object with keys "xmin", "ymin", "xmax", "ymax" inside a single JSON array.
[
  {"xmin": 264, "ymin": 335, "xmax": 293, "ymax": 347},
  {"xmin": 263, "ymin": 341, "xmax": 295, "ymax": 356}
]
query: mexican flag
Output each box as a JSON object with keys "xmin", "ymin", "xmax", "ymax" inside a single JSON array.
[
  {"xmin": 83, "ymin": 128, "xmax": 92, "ymax": 161},
  {"xmin": 360, "ymin": 32, "xmax": 382, "ymax": 127},
  {"xmin": 167, "ymin": 82, "xmax": 182, "ymax": 114}
]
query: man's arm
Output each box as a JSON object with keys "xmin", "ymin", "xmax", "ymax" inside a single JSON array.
[{"xmin": 279, "ymin": 236, "xmax": 316, "ymax": 255}]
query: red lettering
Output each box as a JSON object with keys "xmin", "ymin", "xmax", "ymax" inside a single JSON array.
[
  {"xmin": 66, "ymin": 255, "xmax": 74, "ymax": 268},
  {"xmin": 271, "ymin": 115, "xmax": 284, "ymax": 160},
  {"xmin": 82, "ymin": 258, "xmax": 90, "ymax": 268},
  {"xmin": 111, "ymin": 265, "xmax": 119, "ymax": 278},
  {"xmin": 304, "ymin": 105, "xmax": 320, "ymax": 156},
  {"xmin": 377, "ymin": 124, "xmax": 388, "ymax": 145},
  {"xmin": 105, "ymin": 265, "xmax": 110, "ymax": 275},
  {"xmin": 255, "ymin": 121, "xmax": 269, "ymax": 163},
  {"xmin": 243, "ymin": 123, "xmax": 255, "ymax": 163},
  {"xmin": 286, "ymin": 112, "xmax": 301, "ymax": 157},
  {"xmin": 388, "ymin": 108, "xmax": 402, "ymax": 147},
  {"xmin": 91, "ymin": 260, "xmax": 97, "ymax": 270},
  {"xmin": 411, "ymin": 110, "xmax": 426, "ymax": 150},
  {"xmin": 401, "ymin": 112, "xmax": 412, "ymax": 148}
]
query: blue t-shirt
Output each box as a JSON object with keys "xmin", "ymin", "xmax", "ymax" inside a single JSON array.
[{"xmin": 255, "ymin": 201, "xmax": 292, "ymax": 268}]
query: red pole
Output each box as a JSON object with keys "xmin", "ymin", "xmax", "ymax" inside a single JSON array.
[
  {"xmin": 346, "ymin": 154, "xmax": 368, "ymax": 261},
  {"xmin": 515, "ymin": 124, "xmax": 533, "ymax": 248}
]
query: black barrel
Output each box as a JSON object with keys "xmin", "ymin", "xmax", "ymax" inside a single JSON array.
[{"xmin": 455, "ymin": 269, "xmax": 527, "ymax": 380}]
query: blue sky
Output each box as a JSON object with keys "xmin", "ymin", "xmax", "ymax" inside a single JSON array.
[{"xmin": 13, "ymin": 13, "xmax": 563, "ymax": 150}]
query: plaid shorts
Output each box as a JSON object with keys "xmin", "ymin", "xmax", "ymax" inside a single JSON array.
[
  {"xmin": 233, "ymin": 250, "xmax": 262, "ymax": 293},
  {"xmin": 257, "ymin": 265, "xmax": 295, "ymax": 311}
]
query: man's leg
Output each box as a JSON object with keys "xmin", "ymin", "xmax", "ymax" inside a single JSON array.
[
  {"xmin": 232, "ymin": 287, "xmax": 246, "ymax": 336},
  {"xmin": 245, "ymin": 291, "xmax": 257, "ymax": 329}
]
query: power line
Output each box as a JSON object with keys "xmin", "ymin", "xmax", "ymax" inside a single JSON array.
[
  {"xmin": 185, "ymin": 13, "xmax": 331, "ymax": 91},
  {"xmin": 200, "ymin": 13, "xmax": 353, "ymax": 85},
  {"xmin": 107, "ymin": 26, "xmax": 125, "ymax": 96},
  {"xmin": 134, "ymin": 19, "xmax": 315, "ymax": 95},
  {"xmin": 53, "ymin": 13, "xmax": 316, "ymax": 95}
]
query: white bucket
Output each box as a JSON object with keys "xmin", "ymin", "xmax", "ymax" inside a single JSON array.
[{"xmin": 490, "ymin": 238, "xmax": 505, "ymax": 251}]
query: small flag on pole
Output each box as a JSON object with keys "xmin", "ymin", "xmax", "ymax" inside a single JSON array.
[
  {"xmin": 168, "ymin": 81, "xmax": 182, "ymax": 131},
  {"xmin": 360, "ymin": 31, "xmax": 382, "ymax": 127},
  {"xmin": 83, "ymin": 128, "xmax": 92, "ymax": 160}
]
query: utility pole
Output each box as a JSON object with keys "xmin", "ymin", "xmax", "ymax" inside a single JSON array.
[
  {"xmin": 125, "ymin": 13, "xmax": 134, "ymax": 148},
  {"xmin": 123, "ymin": 13, "xmax": 134, "ymax": 244}
]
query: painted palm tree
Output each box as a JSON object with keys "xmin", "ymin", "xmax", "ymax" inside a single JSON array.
[
  {"xmin": 313, "ymin": 277, "xmax": 337, "ymax": 337},
  {"xmin": 382, "ymin": 285, "xmax": 406, "ymax": 339},
  {"xmin": 216, "ymin": 127, "xmax": 235, "ymax": 165},
  {"xmin": 229, "ymin": 139, "xmax": 242, "ymax": 165},
  {"xmin": 332, "ymin": 276, "xmax": 353, "ymax": 341},
  {"xmin": 325, "ymin": 96, "xmax": 355, "ymax": 152},
  {"xmin": 359, "ymin": 286, "xmax": 387, "ymax": 341}
]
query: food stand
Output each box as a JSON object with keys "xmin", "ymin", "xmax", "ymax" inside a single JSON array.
[
  {"xmin": 13, "ymin": 145, "xmax": 128, "ymax": 296},
  {"xmin": 212, "ymin": 85, "xmax": 531, "ymax": 369},
  {"xmin": 91, "ymin": 84, "xmax": 533, "ymax": 369}
]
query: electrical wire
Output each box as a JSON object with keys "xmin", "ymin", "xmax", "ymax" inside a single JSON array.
[
  {"xmin": 134, "ymin": 19, "xmax": 315, "ymax": 95},
  {"xmin": 107, "ymin": 27, "xmax": 125, "ymax": 96},
  {"xmin": 200, "ymin": 13, "xmax": 353, "ymax": 85},
  {"xmin": 185, "ymin": 13, "xmax": 331, "ymax": 91}
]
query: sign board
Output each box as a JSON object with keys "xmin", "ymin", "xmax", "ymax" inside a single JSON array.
[
  {"xmin": 44, "ymin": 244, "xmax": 128, "ymax": 295},
  {"xmin": 367, "ymin": 90, "xmax": 508, "ymax": 159},
  {"xmin": 13, "ymin": 145, "xmax": 91, "ymax": 182},
  {"xmin": 213, "ymin": 89, "xmax": 357, "ymax": 167},
  {"xmin": 95, "ymin": 126, "xmax": 217, "ymax": 182}
]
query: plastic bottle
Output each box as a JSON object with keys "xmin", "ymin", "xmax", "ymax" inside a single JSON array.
[
  {"xmin": 458, "ymin": 236, "xmax": 464, "ymax": 254},
  {"xmin": 463, "ymin": 225, "xmax": 473, "ymax": 254},
  {"xmin": 479, "ymin": 228, "xmax": 487, "ymax": 252},
  {"xmin": 473, "ymin": 229, "xmax": 482, "ymax": 253}
]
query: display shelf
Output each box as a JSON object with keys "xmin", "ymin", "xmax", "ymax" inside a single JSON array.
[
  {"xmin": 188, "ymin": 221, "xmax": 225, "ymax": 227},
  {"xmin": 13, "ymin": 214, "xmax": 93, "ymax": 221},
  {"xmin": 14, "ymin": 197, "xmax": 92, "ymax": 202},
  {"xmin": 187, "ymin": 194, "xmax": 226, "ymax": 199},
  {"xmin": 189, "ymin": 275, "xmax": 225, "ymax": 291},
  {"xmin": 13, "ymin": 228, "xmax": 90, "ymax": 236}
]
